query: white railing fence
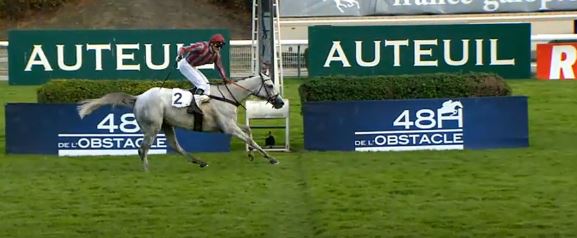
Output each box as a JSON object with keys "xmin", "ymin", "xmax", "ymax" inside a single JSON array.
[
  {"xmin": 231, "ymin": 40, "xmax": 308, "ymax": 78},
  {"xmin": 1, "ymin": 36, "xmax": 577, "ymax": 81},
  {"xmin": 0, "ymin": 41, "xmax": 7, "ymax": 81}
]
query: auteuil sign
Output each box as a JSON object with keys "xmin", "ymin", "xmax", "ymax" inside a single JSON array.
[
  {"xmin": 8, "ymin": 29, "xmax": 230, "ymax": 85},
  {"xmin": 308, "ymin": 23, "xmax": 530, "ymax": 79}
]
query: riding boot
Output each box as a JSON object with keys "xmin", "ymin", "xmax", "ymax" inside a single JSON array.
[
  {"xmin": 195, "ymin": 88, "xmax": 210, "ymax": 102},
  {"xmin": 187, "ymin": 88, "xmax": 205, "ymax": 115}
]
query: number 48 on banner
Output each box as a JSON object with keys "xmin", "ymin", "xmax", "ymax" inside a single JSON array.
[
  {"xmin": 393, "ymin": 106, "xmax": 464, "ymax": 130},
  {"xmin": 97, "ymin": 113, "xmax": 140, "ymax": 133}
]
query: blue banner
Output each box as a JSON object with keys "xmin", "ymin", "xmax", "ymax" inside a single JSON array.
[
  {"xmin": 6, "ymin": 103, "xmax": 231, "ymax": 155},
  {"xmin": 303, "ymin": 96, "xmax": 528, "ymax": 151}
]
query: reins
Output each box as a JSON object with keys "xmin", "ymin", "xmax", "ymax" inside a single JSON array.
[
  {"xmin": 210, "ymin": 75, "xmax": 279, "ymax": 109},
  {"xmin": 215, "ymin": 84, "xmax": 245, "ymax": 109}
]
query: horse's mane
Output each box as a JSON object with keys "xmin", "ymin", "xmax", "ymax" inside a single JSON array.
[{"xmin": 209, "ymin": 75, "xmax": 256, "ymax": 86}]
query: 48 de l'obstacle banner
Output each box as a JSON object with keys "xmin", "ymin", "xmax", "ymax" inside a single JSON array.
[
  {"xmin": 8, "ymin": 29, "xmax": 230, "ymax": 85},
  {"xmin": 308, "ymin": 23, "xmax": 530, "ymax": 79}
]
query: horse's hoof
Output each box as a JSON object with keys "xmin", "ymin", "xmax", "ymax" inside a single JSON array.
[
  {"xmin": 200, "ymin": 163, "xmax": 208, "ymax": 168},
  {"xmin": 248, "ymin": 155, "xmax": 255, "ymax": 161},
  {"xmin": 270, "ymin": 160, "xmax": 279, "ymax": 165}
]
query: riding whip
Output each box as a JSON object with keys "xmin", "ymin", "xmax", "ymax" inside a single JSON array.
[{"xmin": 159, "ymin": 51, "xmax": 189, "ymax": 89}]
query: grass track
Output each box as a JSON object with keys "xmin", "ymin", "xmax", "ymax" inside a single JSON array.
[{"xmin": 1, "ymin": 79, "xmax": 577, "ymax": 237}]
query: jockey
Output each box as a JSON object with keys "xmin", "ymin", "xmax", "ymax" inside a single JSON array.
[{"xmin": 176, "ymin": 33, "xmax": 229, "ymax": 114}]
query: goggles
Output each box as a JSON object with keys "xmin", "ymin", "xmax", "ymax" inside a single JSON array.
[{"xmin": 213, "ymin": 42, "xmax": 226, "ymax": 48}]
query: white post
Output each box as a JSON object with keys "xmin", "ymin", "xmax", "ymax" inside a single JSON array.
[{"xmin": 248, "ymin": 0, "xmax": 289, "ymax": 152}]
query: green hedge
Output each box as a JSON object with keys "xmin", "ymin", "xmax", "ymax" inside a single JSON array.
[
  {"xmin": 39, "ymin": 73, "xmax": 510, "ymax": 104},
  {"xmin": 37, "ymin": 79, "xmax": 193, "ymax": 103},
  {"xmin": 298, "ymin": 73, "xmax": 511, "ymax": 104}
]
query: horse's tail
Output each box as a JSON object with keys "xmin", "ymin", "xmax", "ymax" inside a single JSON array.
[{"xmin": 77, "ymin": 92, "xmax": 137, "ymax": 119}]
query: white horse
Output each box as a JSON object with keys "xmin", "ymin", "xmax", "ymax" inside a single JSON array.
[{"xmin": 77, "ymin": 74, "xmax": 285, "ymax": 171}]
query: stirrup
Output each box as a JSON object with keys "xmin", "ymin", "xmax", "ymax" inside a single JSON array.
[{"xmin": 193, "ymin": 88, "xmax": 205, "ymax": 95}]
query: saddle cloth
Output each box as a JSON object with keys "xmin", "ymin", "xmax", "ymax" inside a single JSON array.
[
  {"xmin": 171, "ymin": 88, "xmax": 193, "ymax": 108},
  {"xmin": 170, "ymin": 88, "xmax": 204, "ymax": 131}
]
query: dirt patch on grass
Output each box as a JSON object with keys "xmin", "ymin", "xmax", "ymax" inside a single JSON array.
[{"xmin": 0, "ymin": 0, "xmax": 251, "ymax": 40}]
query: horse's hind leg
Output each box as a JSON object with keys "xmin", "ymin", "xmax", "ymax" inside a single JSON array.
[
  {"xmin": 162, "ymin": 124, "xmax": 208, "ymax": 168},
  {"xmin": 137, "ymin": 120, "xmax": 162, "ymax": 172},
  {"xmin": 138, "ymin": 132, "xmax": 158, "ymax": 172}
]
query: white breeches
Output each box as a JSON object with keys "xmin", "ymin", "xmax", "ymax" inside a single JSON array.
[{"xmin": 178, "ymin": 59, "xmax": 210, "ymax": 95}]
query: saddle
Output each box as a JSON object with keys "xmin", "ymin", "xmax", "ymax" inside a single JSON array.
[
  {"xmin": 186, "ymin": 88, "xmax": 203, "ymax": 112},
  {"xmin": 170, "ymin": 88, "xmax": 204, "ymax": 132},
  {"xmin": 188, "ymin": 88, "xmax": 206, "ymax": 132}
]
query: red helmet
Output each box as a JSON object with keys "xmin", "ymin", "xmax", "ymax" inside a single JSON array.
[{"xmin": 209, "ymin": 34, "xmax": 225, "ymax": 45}]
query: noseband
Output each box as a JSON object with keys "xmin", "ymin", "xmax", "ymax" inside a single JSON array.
[{"xmin": 253, "ymin": 77, "xmax": 280, "ymax": 104}]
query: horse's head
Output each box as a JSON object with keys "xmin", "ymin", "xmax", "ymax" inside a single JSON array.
[{"xmin": 247, "ymin": 74, "xmax": 285, "ymax": 109}]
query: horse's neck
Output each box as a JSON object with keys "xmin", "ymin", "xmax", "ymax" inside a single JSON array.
[{"xmin": 211, "ymin": 81, "xmax": 253, "ymax": 103}]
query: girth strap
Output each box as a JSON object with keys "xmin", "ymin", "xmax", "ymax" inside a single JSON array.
[
  {"xmin": 208, "ymin": 95, "xmax": 242, "ymax": 107},
  {"xmin": 192, "ymin": 111, "xmax": 203, "ymax": 132}
]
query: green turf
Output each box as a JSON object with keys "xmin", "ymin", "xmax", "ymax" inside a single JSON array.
[{"xmin": 1, "ymin": 79, "xmax": 577, "ymax": 237}]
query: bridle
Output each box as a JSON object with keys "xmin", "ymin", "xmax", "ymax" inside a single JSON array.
[{"xmin": 217, "ymin": 73, "xmax": 280, "ymax": 108}]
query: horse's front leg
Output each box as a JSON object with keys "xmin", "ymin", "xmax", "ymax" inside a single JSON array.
[
  {"xmin": 239, "ymin": 124, "xmax": 256, "ymax": 161},
  {"xmin": 227, "ymin": 125, "xmax": 278, "ymax": 164}
]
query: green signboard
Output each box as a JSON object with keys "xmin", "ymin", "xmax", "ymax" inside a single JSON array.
[
  {"xmin": 308, "ymin": 23, "xmax": 530, "ymax": 79},
  {"xmin": 8, "ymin": 29, "xmax": 230, "ymax": 85}
]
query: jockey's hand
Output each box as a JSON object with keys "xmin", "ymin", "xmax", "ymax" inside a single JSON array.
[{"xmin": 175, "ymin": 54, "xmax": 183, "ymax": 62}]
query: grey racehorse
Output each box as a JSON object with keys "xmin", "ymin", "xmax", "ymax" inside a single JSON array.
[{"xmin": 77, "ymin": 74, "xmax": 285, "ymax": 171}]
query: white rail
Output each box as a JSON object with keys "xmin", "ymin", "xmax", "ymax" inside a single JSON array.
[
  {"xmin": 531, "ymin": 34, "xmax": 577, "ymax": 41},
  {"xmin": 0, "ymin": 41, "xmax": 7, "ymax": 81}
]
